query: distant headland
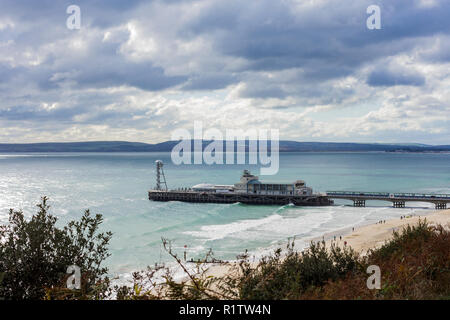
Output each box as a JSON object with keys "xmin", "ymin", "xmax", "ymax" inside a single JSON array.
[{"xmin": 0, "ymin": 141, "xmax": 449, "ymax": 153}]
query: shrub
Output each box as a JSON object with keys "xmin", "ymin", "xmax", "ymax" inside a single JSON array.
[
  {"xmin": 0, "ymin": 197, "xmax": 112, "ymax": 300},
  {"xmin": 234, "ymin": 240, "xmax": 361, "ymax": 299},
  {"xmin": 301, "ymin": 220, "xmax": 450, "ymax": 300},
  {"xmin": 115, "ymin": 238, "xmax": 233, "ymax": 300}
]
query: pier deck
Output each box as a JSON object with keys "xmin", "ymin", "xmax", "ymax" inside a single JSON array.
[
  {"xmin": 326, "ymin": 191, "xmax": 450, "ymax": 209},
  {"xmin": 148, "ymin": 190, "xmax": 333, "ymax": 206},
  {"xmin": 149, "ymin": 190, "xmax": 450, "ymax": 209}
]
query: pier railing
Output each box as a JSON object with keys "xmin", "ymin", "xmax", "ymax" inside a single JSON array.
[{"xmin": 326, "ymin": 191, "xmax": 450, "ymax": 200}]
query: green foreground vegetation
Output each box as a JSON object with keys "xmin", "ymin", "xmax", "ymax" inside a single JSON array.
[{"xmin": 0, "ymin": 198, "xmax": 449, "ymax": 300}]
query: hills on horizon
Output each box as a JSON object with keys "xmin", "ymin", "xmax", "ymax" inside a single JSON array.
[{"xmin": 0, "ymin": 140, "xmax": 449, "ymax": 153}]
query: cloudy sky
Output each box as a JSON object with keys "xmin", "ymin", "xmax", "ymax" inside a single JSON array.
[{"xmin": 0, "ymin": 0, "xmax": 449, "ymax": 144}]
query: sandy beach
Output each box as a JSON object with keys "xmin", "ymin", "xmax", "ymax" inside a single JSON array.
[
  {"xmin": 326, "ymin": 208, "xmax": 450, "ymax": 254},
  {"xmin": 206, "ymin": 209, "xmax": 450, "ymax": 278}
]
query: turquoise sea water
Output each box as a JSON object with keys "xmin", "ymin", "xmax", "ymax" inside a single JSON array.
[{"xmin": 0, "ymin": 152, "xmax": 449, "ymax": 278}]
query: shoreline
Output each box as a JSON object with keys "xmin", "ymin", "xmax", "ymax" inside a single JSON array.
[
  {"xmin": 325, "ymin": 208, "xmax": 450, "ymax": 254},
  {"xmin": 205, "ymin": 209, "xmax": 450, "ymax": 278}
]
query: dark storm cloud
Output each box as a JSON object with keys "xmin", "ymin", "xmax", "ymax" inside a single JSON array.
[
  {"xmin": 367, "ymin": 69, "xmax": 426, "ymax": 87},
  {"xmin": 181, "ymin": 74, "xmax": 238, "ymax": 90},
  {"xmin": 239, "ymin": 85, "xmax": 287, "ymax": 99},
  {"xmin": 0, "ymin": 64, "xmax": 15, "ymax": 83},
  {"xmin": 73, "ymin": 62, "xmax": 186, "ymax": 91},
  {"xmin": 0, "ymin": 104, "xmax": 84, "ymax": 121}
]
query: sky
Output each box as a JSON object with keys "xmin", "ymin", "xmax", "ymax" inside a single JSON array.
[{"xmin": 0, "ymin": 0, "xmax": 449, "ymax": 144}]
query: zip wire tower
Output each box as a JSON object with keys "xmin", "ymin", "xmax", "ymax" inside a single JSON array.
[{"xmin": 155, "ymin": 160, "xmax": 167, "ymax": 191}]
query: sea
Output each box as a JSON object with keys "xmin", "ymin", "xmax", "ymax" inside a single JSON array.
[{"xmin": 0, "ymin": 152, "xmax": 449, "ymax": 282}]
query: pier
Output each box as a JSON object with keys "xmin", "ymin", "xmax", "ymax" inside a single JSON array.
[
  {"xmin": 326, "ymin": 191, "xmax": 450, "ymax": 210},
  {"xmin": 148, "ymin": 162, "xmax": 332, "ymax": 207},
  {"xmin": 149, "ymin": 190, "xmax": 332, "ymax": 206},
  {"xmin": 147, "ymin": 161, "xmax": 448, "ymax": 209}
]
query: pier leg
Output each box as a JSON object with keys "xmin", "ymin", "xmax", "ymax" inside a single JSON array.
[
  {"xmin": 393, "ymin": 201, "xmax": 405, "ymax": 208},
  {"xmin": 353, "ymin": 199, "xmax": 366, "ymax": 207},
  {"xmin": 435, "ymin": 203, "xmax": 447, "ymax": 210}
]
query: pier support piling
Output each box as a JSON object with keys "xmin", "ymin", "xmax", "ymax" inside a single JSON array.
[
  {"xmin": 393, "ymin": 201, "xmax": 405, "ymax": 208},
  {"xmin": 435, "ymin": 202, "xmax": 447, "ymax": 210},
  {"xmin": 353, "ymin": 199, "xmax": 366, "ymax": 207}
]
